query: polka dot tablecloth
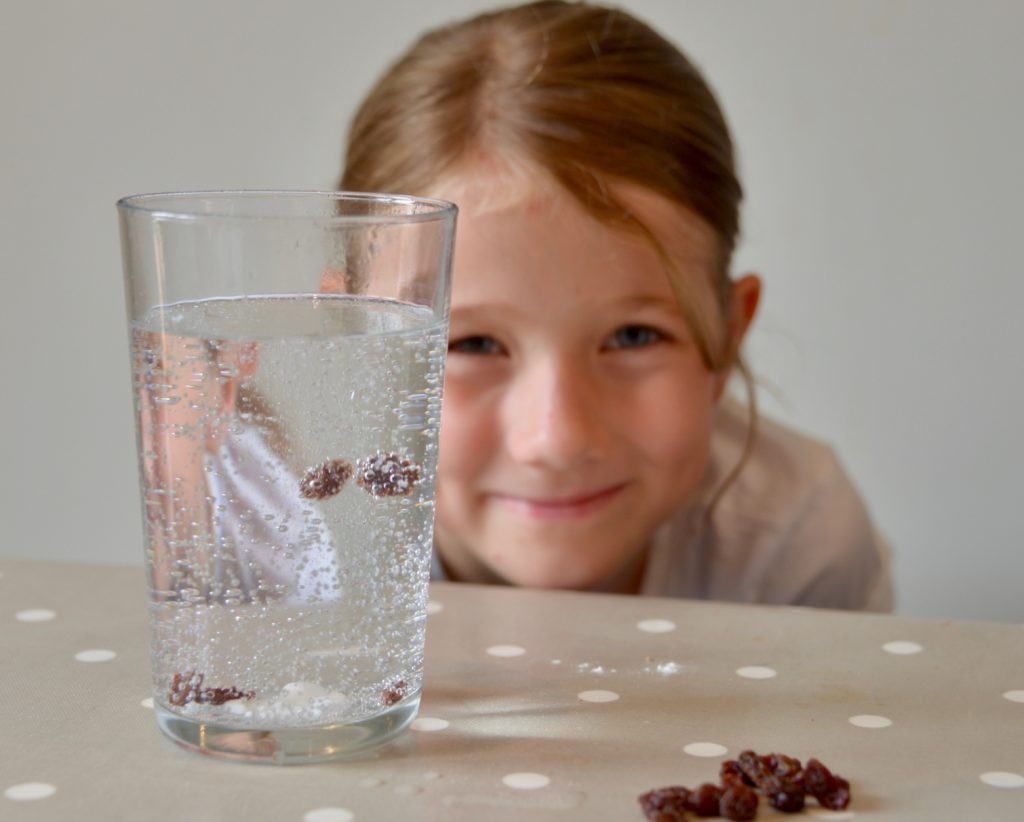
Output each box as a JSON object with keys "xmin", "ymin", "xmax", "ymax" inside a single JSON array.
[{"xmin": 3, "ymin": 560, "xmax": 1023, "ymax": 820}]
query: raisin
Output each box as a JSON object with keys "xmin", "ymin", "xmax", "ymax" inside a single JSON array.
[
  {"xmin": 735, "ymin": 749, "xmax": 808, "ymax": 813},
  {"xmin": 720, "ymin": 760, "xmax": 754, "ymax": 787},
  {"xmin": 638, "ymin": 786, "xmax": 690, "ymax": 820},
  {"xmin": 688, "ymin": 783, "xmax": 722, "ymax": 816},
  {"xmin": 299, "ymin": 458, "xmax": 352, "ymax": 500},
  {"xmin": 765, "ymin": 778, "xmax": 805, "ymax": 813},
  {"xmin": 819, "ymin": 778, "xmax": 851, "ymax": 811},
  {"xmin": 719, "ymin": 784, "xmax": 758, "ymax": 821},
  {"xmin": 168, "ymin": 670, "xmax": 202, "ymax": 706},
  {"xmin": 639, "ymin": 749, "xmax": 851, "ymax": 820},
  {"xmin": 736, "ymin": 750, "xmax": 770, "ymax": 788},
  {"xmin": 356, "ymin": 452, "xmax": 421, "ymax": 497},
  {"xmin": 383, "ymin": 679, "xmax": 407, "ymax": 707},
  {"xmin": 167, "ymin": 670, "xmax": 253, "ymax": 707},
  {"xmin": 767, "ymin": 753, "xmax": 802, "ymax": 780},
  {"xmin": 802, "ymin": 758, "xmax": 851, "ymax": 810}
]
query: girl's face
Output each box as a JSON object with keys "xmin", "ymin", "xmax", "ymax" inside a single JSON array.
[{"xmin": 434, "ymin": 174, "xmax": 755, "ymax": 592}]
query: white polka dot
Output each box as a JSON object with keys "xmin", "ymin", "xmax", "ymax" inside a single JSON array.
[
  {"xmin": 806, "ymin": 810, "xmax": 856, "ymax": 820},
  {"xmin": 486, "ymin": 644, "xmax": 525, "ymax": 657},
  {"xmin": 683, "ymin": 742, "xmax": 728, "ymax": 758},
  {"xmin": 303, "ymin": 808, "xmax": 354, "ymax": 822},
  {"xmin": 979, "ymin": 771, "xmax": 1024, "ymax": 788},
  {"xmin": 1003, "ymin": 690, "xmax": 1024, "ymax": 703},
  {"xmin": 140, "ymin": 697, "xmax": 154, "ymax": 709},
  {"xmin": 426, "ymin": 601, "xmax": 444, "ymax": 615},
  {"xmin": 74, "ymin": 649, "xmax": 116, "ymax": 663},
  {"xmin": 578, "ymin": 689, "xmax": 620, "ymax": 703},
  {"xmin": 15, "ymin": 609, "xmax": 56, "ymax": 622},
  {"xmin": 4, "ymin": 783, "xmax": 56, "ymax": 801},
  {"xmin": 736, "ymin": 666, "xmax": 777, "ymax": 679},
  {"xmin": 637, "ymin": 619, "xmax": 676, "ymax": 633},
  {"xmin": 848, "ymin": 714, "xmax": 892, "ymax": 728},
  {"xmin": 502, "ymin": 772, "xmax": 550, "ymax": 790},
  {"xmin": 411, "ymin": 717, "xmax": 449, "ymax": 732},
  {"xmin": 882, "ymin": 641, "xmax": 923, "ymax": 655}
]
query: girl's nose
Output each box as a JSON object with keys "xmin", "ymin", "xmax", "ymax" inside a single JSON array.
[{"xmin": 503, "ymin": 357, "xmax": 607, "ymax": 470}]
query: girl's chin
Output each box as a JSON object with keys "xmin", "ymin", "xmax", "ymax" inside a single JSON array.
[{"xmin": 485, "ymin": 549, "xmax": 636, "ymax": 592}]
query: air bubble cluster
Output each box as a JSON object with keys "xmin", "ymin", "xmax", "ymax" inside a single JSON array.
[{"xmin": 356, "ymin": 452, "xmax": 421, "ymax": 498}]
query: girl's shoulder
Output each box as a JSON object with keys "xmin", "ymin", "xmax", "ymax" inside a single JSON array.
[
  {"xmin": 707, "ymin": 396, "xmax": 847, "ymax": 527},
  {"xmin": 644, "ymin": 396, "xmax": 893, "ymax": 610}
]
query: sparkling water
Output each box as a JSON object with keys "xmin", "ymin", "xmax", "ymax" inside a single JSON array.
[{"xmin": 130, "ymin": 294, "xmax": 445, "ymax": 728}]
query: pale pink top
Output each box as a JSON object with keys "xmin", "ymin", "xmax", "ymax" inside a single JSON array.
[{"xmin": 640, "ymin": 398, "xmax": 893, "ymax": 611}]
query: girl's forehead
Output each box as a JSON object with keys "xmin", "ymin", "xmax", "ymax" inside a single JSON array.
[
  {"xmin": 446, "ymin": 181, "xmax": 720, "ymax": 317},
  {"xmin": 429, "ymin": 158, "xmax": 556, "ymax": 217},
  {"xmin": 443, "ymin": 169, "xmax": 718, "ymax": 277},
  {"xmin": 436, "ymin": 161, "xmax": 715, "ymax": 248}
]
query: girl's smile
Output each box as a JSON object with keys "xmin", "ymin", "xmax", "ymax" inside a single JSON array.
[{"xmin": 490, "ymin": 483, "xmax": 628, "ymax": 520}]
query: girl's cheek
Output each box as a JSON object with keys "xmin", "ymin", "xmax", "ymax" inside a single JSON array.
[{"xmin": 437, "ymin": 381, "xmax": 497, "ymax": 478}]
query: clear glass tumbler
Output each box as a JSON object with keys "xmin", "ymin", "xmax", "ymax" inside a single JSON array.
[{"xmin": 117, "ymin": 191, "xmax": 456, "ymax": 763}]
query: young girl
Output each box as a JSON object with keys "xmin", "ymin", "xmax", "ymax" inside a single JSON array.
[{"xmin": 339, "ymin": 0, "xmax": 893, "ymax": 610}]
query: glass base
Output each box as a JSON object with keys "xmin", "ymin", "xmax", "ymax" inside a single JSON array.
[{"xmin": 154, "ymin": 694, "xmax": 419, "ymax": 764}]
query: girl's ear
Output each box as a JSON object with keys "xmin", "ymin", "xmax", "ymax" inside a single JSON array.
[
  {"xmin": 713, "ymin": 273, "xmax": 761, "ymax": 400},
  {"xmin": 728, "ymin": 273, "xmax": 761, "ymax": 354}
]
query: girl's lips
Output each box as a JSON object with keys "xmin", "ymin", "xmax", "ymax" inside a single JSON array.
[{"xmin": 492, "ymin": 484, "xmax": 626, "ymax": 520}]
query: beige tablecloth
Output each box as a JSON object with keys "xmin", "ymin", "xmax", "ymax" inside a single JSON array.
[{"xmin": 2, "ymin": 559, "xmax": 1022, "ymax": 820}]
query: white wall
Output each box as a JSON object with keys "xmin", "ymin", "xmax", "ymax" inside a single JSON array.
[{"xmin": 2, "ymin": 0, "xmax": 1020, "ymax": 621}]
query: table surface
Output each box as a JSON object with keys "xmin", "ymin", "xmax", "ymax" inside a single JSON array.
[{"xmin": 2, "ymin": 559, "xmax": 1022, "ymax": 821}]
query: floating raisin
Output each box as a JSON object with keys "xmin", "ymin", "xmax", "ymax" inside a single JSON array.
[
  {"xmin": 356, "ymin": 452, "xmax": 421, "ymax": 497},
  {"xmin": 299, "ymin": 458, "xmax": 352, "ymax": 500}
]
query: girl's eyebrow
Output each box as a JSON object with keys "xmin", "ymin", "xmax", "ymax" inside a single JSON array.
[
  {"xmin": 615, "ymin": 294, "xmax": 680, "ymax": 309},
  {"xmin": 449, "ymin": 300, "xmax": 526, "ymax": 316},
  {"xmin": 450, "ymin": 293, "xmax": 680, "ymax": 317}
]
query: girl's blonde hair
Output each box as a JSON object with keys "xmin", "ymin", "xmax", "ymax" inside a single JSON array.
[{"xmin": 341, "ymin": 0, "xmax": 756, "ymax": 504}]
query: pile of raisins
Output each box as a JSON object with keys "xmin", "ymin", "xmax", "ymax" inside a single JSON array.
[{"xmin": 638, "ymin": 750, "xmax": 850, "ymax": 820}]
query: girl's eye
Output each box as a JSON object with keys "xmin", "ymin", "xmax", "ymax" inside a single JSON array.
[
  {"xmin": 605, "ymin": 325, "xmax": 664, "ymax": 350},
  {"xmin": 448, "ymin": 335, "xmax": 504, "ymax": 356}
]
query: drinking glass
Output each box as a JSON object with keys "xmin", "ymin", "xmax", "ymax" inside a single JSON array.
[{"xmin": 117, "ymin": 191, "xmax": 456, "ymax": 763}]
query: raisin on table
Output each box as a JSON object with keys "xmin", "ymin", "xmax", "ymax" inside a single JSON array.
[
  {"xmin": 719, "ymin": 783, "xmax": 758, "ymax": 821},
  {"xmin": 803, "ymin": 758, "xmax": 852, "ymax": 811},
  {"xmin": 720, "ymin": 760, "xmax": 754, "ymax": 787},
  {"xmin": 638, "ymin": 786, "xmax": 691, "ymax": 820},
  {"xmin": 688, "ymin": 783, "xmax": 722, "ymax": 816},
  {"xmin": 736, "ymin": 749, "xmax": 807, "ymax": 813}
]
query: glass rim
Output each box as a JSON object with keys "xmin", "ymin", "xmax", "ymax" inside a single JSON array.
[{"xmin": 116, "ymin": 190, "xmax": 458, "ymax": 224}]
